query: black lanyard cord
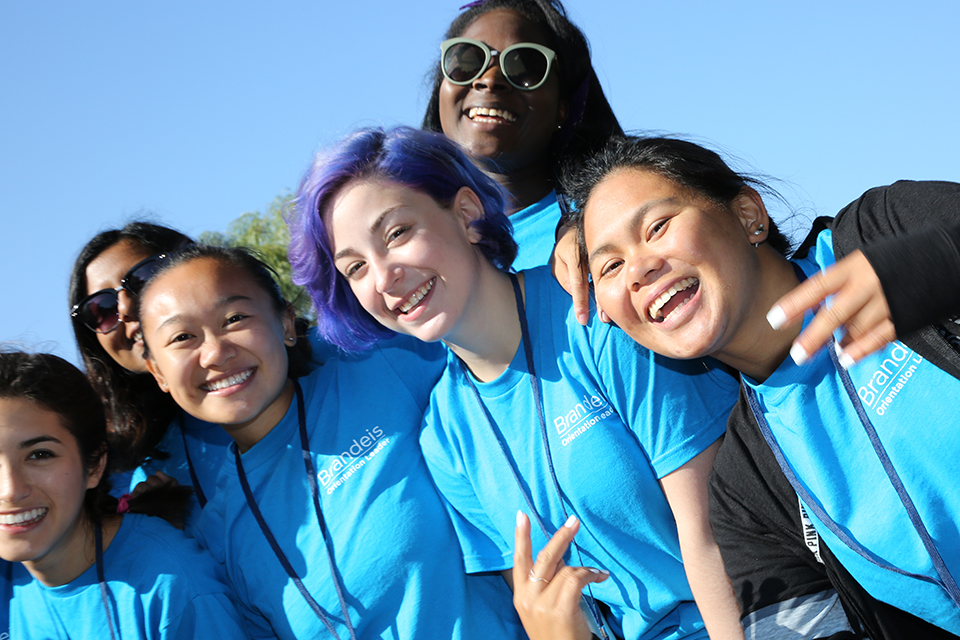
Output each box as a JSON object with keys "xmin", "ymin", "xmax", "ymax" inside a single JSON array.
[
  {"xmin": 95, "ymin": 520, "xmax": 119, "ymax": 640},
  {"xmin": 744, "ymin": 339, "xmax": 960, "ymax": 607},
  {"xmin": 177, "ymin": 413, "xmax": 206, "ymax": 508},
  {"xmin": 459, "ymin": 273, "xmax": 608, "ymax": 639},
  {"xmin": 234, "ymin": 380, "xmax": 357, "ymax": 639}
]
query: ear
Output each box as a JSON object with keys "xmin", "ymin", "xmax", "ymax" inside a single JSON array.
[
  {"xmin": 86, "ymin": 448, "xmax": 109, "ymax": 491},
  {"xmin": 733, "ymin": 187, "xmax": 770, "ymax": 243},
  {"xmin": 144, "ymin": 356, "xmax": 170, "ymax": 394},
  {"xmin": 453, "ymin": 186, "xmax": 485, "ymax": 245},
  {"xmin": 281, "ymin": 304, "xmax": 297, "ymax": 346},
  {"xmin": 556, "ymin": 99, "xmax": 569, "ymax": 129}
]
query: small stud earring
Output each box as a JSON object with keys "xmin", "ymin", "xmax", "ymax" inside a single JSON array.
[{"xmin": 752, "ymin": 224, "xmax": 765, "ymax": 249}]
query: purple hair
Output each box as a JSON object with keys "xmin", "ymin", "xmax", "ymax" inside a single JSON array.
[{"xmin": 288, "ymin": 126, "xmax": 517, "ymax": 352}]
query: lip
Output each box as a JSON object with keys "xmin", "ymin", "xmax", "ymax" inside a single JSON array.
[
  {"xmin": 199, "ymin": 367, "xmax": 256, "ymax": 395},
  {"xmin": 393, "ymin": 278, "xmax": 436, "ymax": 319},
  {"xmin": 0, "ymin": 507, "xmax": 48, "ymax": 530},
  {"xmin": 124, "ymin": 322, "xmax": 143, "ymax": 347},
  {"xmin": 464, "ymin": 100, "xmax": 519, "ymax": 123},
  {"xmin": 643, "ymin": 277, "xmax": 700, "ymax": 325},
  {"xmin": 466, "ymin": 105, "xmax": 518, "ymax": 124}
]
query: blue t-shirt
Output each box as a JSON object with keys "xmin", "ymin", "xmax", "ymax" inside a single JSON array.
[
  {"xmin": 9, "ymin": 514, "xmax": 246, "ymax": 639},
  {"xmin": 130, "ymin": 412, "xmax": 233, "ymax": 537},
  {"xmin": 743, "ymin": 228, "xmax": 960, "ymax": 635},
  {"xmin": 420, "ymin": 267, "xmax": 738, "ymax": 640},
  {"xmin": 510, "ymin": 191, "xmax": 562, "ymax": 271},
  {"xmin": 194, "ymin": 337, "xmax": 525, "ymax": 640}
]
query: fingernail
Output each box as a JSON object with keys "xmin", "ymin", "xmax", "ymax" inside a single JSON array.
[
  {"xmin": 577, "ymin": 312, "xmax": 588, "ymax": 325},
  {"xmin": 838, "ymin": 352, "xmax": 855, "ymax": 370},
  {"xmin": 767, "ymin": 304, "xmax": 787, "ymax": 330},
  {"xmin": 790, "ymin": 342, "xmax": 809, "ymax": 366},
  {"xmin": 589, "ymin": 568, "xmax": 610, "ymax": 575},
  {"xmin": 564, "ymin": 515, "xmax": 579, "ymax": 528},
  {"xmin": 517, "ymin": 511, "xmax": 524, "ymax": 527}
]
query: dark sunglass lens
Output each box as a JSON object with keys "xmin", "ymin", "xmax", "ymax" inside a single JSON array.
[
  {"xmin": 503, "ymin": 48, "xmax": 549, "ymax": 88},
  {"xmin": 123, "ymin": 257, "xmax": 164, "ymax": 296},
  {"xmin": 81, "ymin": 292, "xmax": 121, "ymax": 333},
  {"xmin": 444, "ymin": 42, "xmax": 486, "ymax": 83}
]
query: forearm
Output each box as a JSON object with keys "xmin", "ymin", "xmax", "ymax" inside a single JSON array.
[
  {"xmin": 679, "ymin": 524, "xmax": 745, "ymax": 640},
  {"xmin": 661, "ymin": 440, "xmax": 745, "ymax": 639}
]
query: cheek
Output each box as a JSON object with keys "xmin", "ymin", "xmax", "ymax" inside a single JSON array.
[
  {"xmin": 437, "ymin": 83, "xmax": 464, "ymax": 134},
  {"xmin": 347, "ymin": 280, "xmax": 378, "ymax": 315}
]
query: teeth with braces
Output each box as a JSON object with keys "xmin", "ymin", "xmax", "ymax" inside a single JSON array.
[
  {"xmin": 201, "ymin": 368, "xmax": 254, "ymax": 392},
  {"xmin": 0, "ymin": 507, "xmax": 47, "ymax": 526},
  {"xmin": 649, "ymin": 278, "xmax": 698, "ymax": 321},
  {"xmin": 468, "ymin": 107, "xmax": 517, "ymax": 122},
  {"xmin": 399, "ymin": 279, "xmax": 434, "ymax": 314}
]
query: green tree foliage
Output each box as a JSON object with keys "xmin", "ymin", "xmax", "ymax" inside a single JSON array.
[{"xmin": 200, "ymin": 194, "xmax": 315, "ymax": 321}]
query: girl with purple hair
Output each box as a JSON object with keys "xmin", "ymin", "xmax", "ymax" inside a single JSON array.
[{"xmin": 288, "ymin": 125, "xmax": 746, "ymax": 640}]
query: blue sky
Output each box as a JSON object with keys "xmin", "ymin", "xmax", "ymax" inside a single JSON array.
[{"xmin": 3, "ymin": 0, "xmax": 958, "ymax": 364}]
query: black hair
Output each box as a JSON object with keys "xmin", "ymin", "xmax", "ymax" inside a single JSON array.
[
  {"xmin": 421, "ymin": 0, "xmax": 622, "ymax": 182},
  {"xmin": 0, "ymin": 351, "xmax": 192, "ymax": 528},
  {"xmin": 563, "ymin": 136, "xmax": 793, "ymax": 260},
  {"xmin": 138, "ymin": 244, "xmax": 314, "ymax": 379},
  {"xmin": 68, "ymin": 222, "xmax": 195, "ymax": 472}
]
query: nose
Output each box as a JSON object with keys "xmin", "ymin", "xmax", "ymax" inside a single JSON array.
[
  {"xmin": 371, "ymin": 258, "xmax": 401, "ymax": 295},
  {"xmin": 198, "ymin": 334, "xmax": 237, "ymax": 370},
  {"xmin": 0, "ymin": 462, "xmax": 30, "ymax": 505},
  {"xmin": 117, "ymin": 289, "xmax": 137, "ymax": 322},
  {"xmin": 472, "ymin": 55, "xmax": 509, "ymax": 92},
  {"xmin": 625, "ymin": 252, "xmax": 664, "ymax": 293}
]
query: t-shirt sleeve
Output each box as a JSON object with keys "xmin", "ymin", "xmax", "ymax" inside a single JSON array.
[
  {"xmin": 591, "ymin": 323, "xmax": 737, "ymax": 478},
  {"xmin": 162, "ymin": 593, "xmax": 251, "ymax": 640},
  {"xmin": 419, "ymin": 399, "xmax": 513, "ymax": 573},
  {"xmin": 374, "ymin": 336, "xmax": 447, "ymax": 411}
]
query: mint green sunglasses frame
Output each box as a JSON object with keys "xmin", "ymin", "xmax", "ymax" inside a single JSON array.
[{"xmin": 440, "ymin": 37, "xmax": 557, "ymax": 90}]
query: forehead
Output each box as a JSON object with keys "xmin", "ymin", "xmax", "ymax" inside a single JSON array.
[
  {"xmin": 585, "ymin": 168, "xmax": 685, "ymax": 220},
  {"xmin": 0, "ymin": 397, "xmax": 70, "ymax": 444},
  {"xmin": 85, "ymin": 239, "xmax": 153, "ymax": 292},
  {"xmin": 325, "ymin": 178, "xmax": 442, "ymax": 237},
  {"xmin": 141, "ymin": 258, "xmax": 265, "ymax": 320},
  {"xmin": 461, "ymin": 8, "xmax": 551, "ymax": 48}
]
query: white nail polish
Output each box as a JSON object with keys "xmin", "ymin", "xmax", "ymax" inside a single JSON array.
[
  {"xmin": 564, "ymin": 515, "xmax": 579, "ymax": 528},
  {"xmin": 838, "ymin": 352, "xmax": 855, "ymax": 370},
  {"xmin": 790, "ymin": 342, "xmax": 809, "ymax": 366},
  {"xmin": 517, "ymin": 511, "xmax": 524, "ymax": 527},
  {"xmin": 767, "ymin": 305, "xmax": 787, "ymax": 330}
]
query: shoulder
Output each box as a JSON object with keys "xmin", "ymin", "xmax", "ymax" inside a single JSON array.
[{"xmin": 114, "ymin": 514, "xmax": 230, "ymax": 597}]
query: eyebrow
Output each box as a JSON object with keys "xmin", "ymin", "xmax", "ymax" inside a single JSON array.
[
  {"xmin": 333, "ymin": 205, "xmax": 402, "ymax": 262},
  {"xmin": 587, "ymin": 197, "xmax": 677, "ymax": 265},
  {"xmin": 154, "ymin": 294, "xmax": 252, "ymax": 331},
  {"xmin": 21, "ymin": 435, "xmax": 63, "ymax": 449}
]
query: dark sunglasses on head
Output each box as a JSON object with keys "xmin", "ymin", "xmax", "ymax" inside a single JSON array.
[
  {"xmin": 71, "ymin": 253, "xmax": 168, "ymax": 334},
  {"xmin": 440, "ymin": 37, "xmax": 557, "ymax": 91}
]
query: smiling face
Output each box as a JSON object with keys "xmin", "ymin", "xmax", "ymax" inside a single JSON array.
[
  {"xmin": 0, "ymin": 397, "xmax": 103, "ymax": 581},
  {"xmin": 84, "ymin": 239, "xmax": 155, "ymax": 373},
  {"xmin": 583, "ymin": 168, "xmax": 768, "ymax": 361},
  {"xmin": 438, "ymin": 8, "xmax": 566, "ymax": 174},
  {"xmin": 325, "ymin": 177, "xmax": 488, "ymax": 345},
  {"xmin": 139, "ymin": 257, "xmax": 296, "ymax": 447}
]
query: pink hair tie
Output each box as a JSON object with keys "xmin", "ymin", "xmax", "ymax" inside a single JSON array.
[{"xmin": 116, "ymin": 493, "xmax": 132, "ymax": 514}]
